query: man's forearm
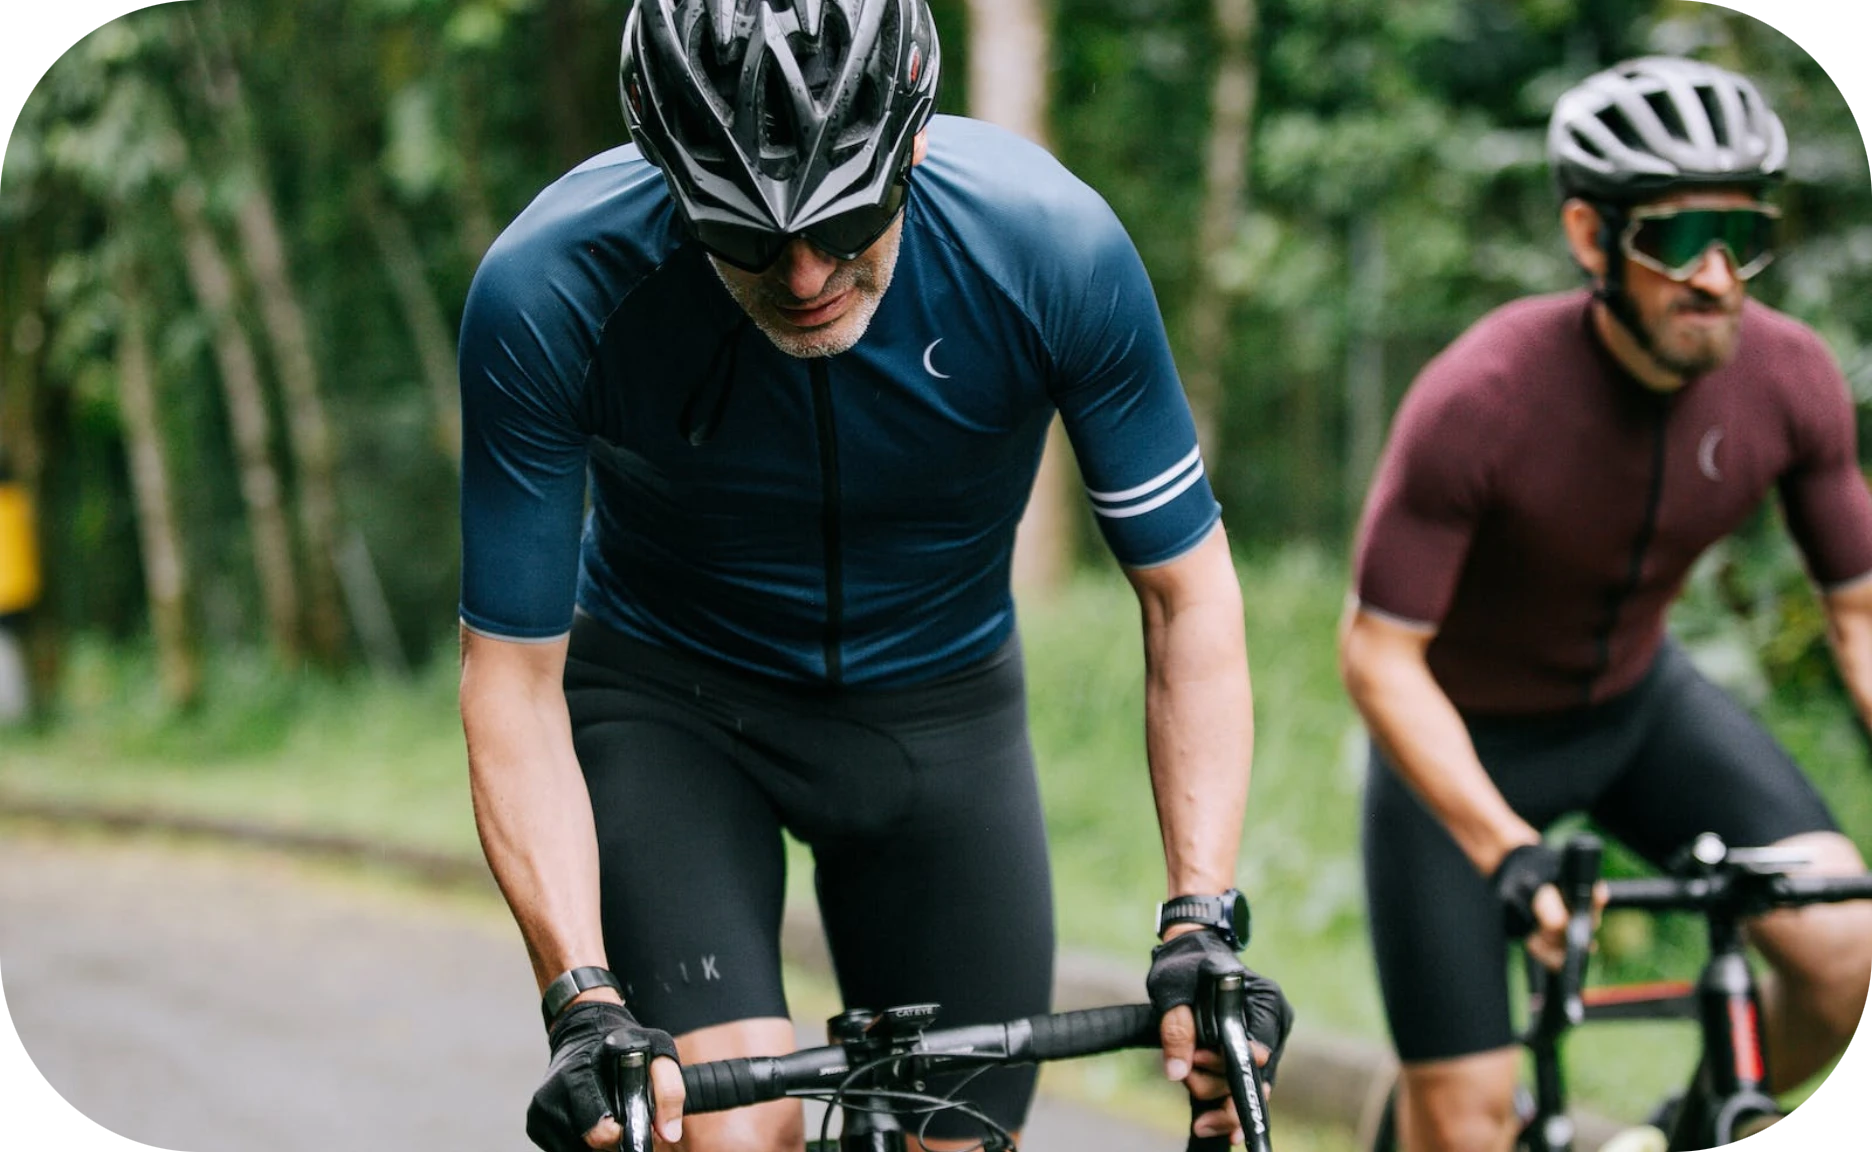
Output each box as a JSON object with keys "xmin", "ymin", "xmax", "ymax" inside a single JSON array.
[
  {"xmin": 1340, "ymin": 613, "xmax": 1537, "ymax": 877},
  {"xmin": 462, "ymin": 647, "xmax": 611, "ymax": 995},
  {"xmin": 1823, "ymin": 586, "xmax": 1872, "ymax": 731},
  {"xmin": 1133, "ymin": 532, "xmax": 1254, "ymax": 897}
]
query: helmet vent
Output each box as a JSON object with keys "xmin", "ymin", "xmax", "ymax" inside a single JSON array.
[
  {"xmin": 837, "ymin": 73, "xmax": 882, "ymax": 153},
  {"xmin": 1570, "ymin": 127, "xmax": 1606, "ymax": 162},
  {"xmin": 1643, "ymin": 91, "xmax": 1688, "ymax": 143},
  {"xmin": 793, "ymin": 7, "xmax": 850, "ymax": 103},
  {"xmin": 1694, "ymin": 85, "xmax": 1730, "ymax": 146},
  {"xmin": 1596, "ymin": 106, "xmax": 1643, "ymax": 152},
  {"xmin": 758, "ymin": 63, "xmax": 801, "ymax": 176}
]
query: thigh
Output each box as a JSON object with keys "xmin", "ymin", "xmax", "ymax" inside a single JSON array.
[
  {"xmin": 1363, "ymin": 744, "xmax": 1517, "ymax": 1063},
  {"xmin": 567, "ymin": 661, "xmax": 791, "ymax": 1038},
  {"xmin": 1590, "ymin": 645, "xmax": 1838, "ymax": 868},
  {"xmin": 812, "ymin": 700, "xmax": 1053, "ymax": 1141}
]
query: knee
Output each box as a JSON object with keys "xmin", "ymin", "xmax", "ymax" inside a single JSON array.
[
  {"xmin": 676, "ymin": 1098, "xmax": 802, "ymax": 1152},
  {"xmin": 1399, "ymin": 1056, "xmax": 1521, "ymax": 1152},
  {"xmin": 1768, "ymin": 905, "xmax": 1872, "ymax": 1000},
  {"xmin": 1757, "ymin": 837, "xmax": 1872, "ymax": 994}
]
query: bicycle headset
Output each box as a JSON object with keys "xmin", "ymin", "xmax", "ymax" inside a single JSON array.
[
  {"xmin": 1546, "ymin": 56, "xmax": 1787, "ymax": 352},
  {"xmin": 620, "ymin": 0, "xmax": 942, "ymax": 272}
]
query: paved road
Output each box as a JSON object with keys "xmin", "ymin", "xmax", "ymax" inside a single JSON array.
[{"xmin": 0, "ymin": 830, "xmax": 1182, "ymax": 1151}]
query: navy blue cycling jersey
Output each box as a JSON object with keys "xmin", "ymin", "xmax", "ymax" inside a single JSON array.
[{"xmin": 459, "ymin": 115, "xmax": 1219, "ymax": 686}]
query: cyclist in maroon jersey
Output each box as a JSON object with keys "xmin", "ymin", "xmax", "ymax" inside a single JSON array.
[{"xmin": 1342, "ymin": 57, "xmax": 1872, "ymax": 1152}]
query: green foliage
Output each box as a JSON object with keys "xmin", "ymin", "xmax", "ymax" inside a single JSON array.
[{"xmin": 3, "ymin": 1, "xmax": 1869, "ymax": 701}]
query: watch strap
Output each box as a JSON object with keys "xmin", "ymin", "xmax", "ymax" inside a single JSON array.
[
  {"xmin": 1156, "ymin": 890, "xmax": 1247, "ymax": 950},
  {"xmin": 541, "ymin": 965, "xmax": 623, "ymax": 1029},
  {"xmin": 1159, "ymin": 894, "xmax": 1226, "ymax": 925}
]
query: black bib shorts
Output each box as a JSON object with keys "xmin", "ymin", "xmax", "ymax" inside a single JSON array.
[
  {"xmin": 1363, "ymin": 640, "xmax": 1839, "ymax": 1063},
  {"xmin": 563, "ymin": 615, "xmax": 1056, "ymax": 1134}
]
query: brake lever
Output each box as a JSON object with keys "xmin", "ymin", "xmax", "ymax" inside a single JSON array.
[
  {"xmin": 604, "ymin": 1034, "xmax": 657, "ymax": 1152},
  {"xmin": 1195, "ymin": 971, "xmax": 1273, "ymax": 1152},
  {"xmin": 1556, "ymin": 834, "xmax": 1602, "ymax": 1027}
]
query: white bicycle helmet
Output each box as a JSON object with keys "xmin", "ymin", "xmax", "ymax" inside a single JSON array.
[{"xmin": 1548, "ymin": 56, "xmax": 1786, "ymax": 203}]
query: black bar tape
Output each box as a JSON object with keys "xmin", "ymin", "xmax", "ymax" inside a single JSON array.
[
  {"xmin": 1776, "ymin": 874, "xmax": 1872, "ymax": 903},
  {"xmin": 1026, "ymin": 1004, "xmax": 1157, "ymax": 1062},
  {"xmin": 681, "ymin": 1057, "xmax": 776, "ymax": 1113}
]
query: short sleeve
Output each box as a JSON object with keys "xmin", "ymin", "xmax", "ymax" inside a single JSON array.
[
  {"xmin": 1353, "ymin": 364, "xmax": 1501, "ymax": 628},
  {"xmin": 457, "ymin": 241, "xmax": 593, "ymax": 641},
  {"xmin": 1040, "ymin": 196, "xmax": 1220, "ymax": 569},
  {"xmin": 1776, "ymin": 335, "xmax": 1872, "ymax": 590}
]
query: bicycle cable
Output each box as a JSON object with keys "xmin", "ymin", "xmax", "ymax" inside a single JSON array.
[{"xmin": 815, "ymin": 1050, "xmax": 1010, "ymax": 1150}]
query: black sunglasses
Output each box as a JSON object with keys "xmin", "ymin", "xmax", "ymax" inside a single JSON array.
[
  {"xmin": 692, "ymin": 171, "xmax": 912, "ymax": 273},
  {"xmin": 1620, "ymin": 204, "xmax": 1780, "ymax": 282}
]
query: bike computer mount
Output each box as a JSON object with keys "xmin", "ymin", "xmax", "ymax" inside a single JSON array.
[{"xmin": 1684, "ymin": 832, "xmax": 1814, "ymax": 874}]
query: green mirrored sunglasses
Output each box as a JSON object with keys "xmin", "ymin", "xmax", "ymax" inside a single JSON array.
[{"xmin": 1619, "ymin": 205, "xmax": 1781, "ymax": 282}]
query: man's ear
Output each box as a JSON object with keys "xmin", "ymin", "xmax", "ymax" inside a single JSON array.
[
  {"xmin": 1561, "ymin": 198, "xmax": 1608, "ymax": 281},
  {"xmin": 910, "ymin": 128, "xmax": 929, "ymax": 168}
]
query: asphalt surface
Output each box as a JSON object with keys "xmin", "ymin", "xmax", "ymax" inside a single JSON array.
[{"xmin": 0, "ymin": 830, "xmax": 1183, "ymax": 1151}]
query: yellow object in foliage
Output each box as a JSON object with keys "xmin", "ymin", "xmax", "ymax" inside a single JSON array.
[{"xmin": 0, "ymin": 483, "xmax": 42, "ymax": 615}]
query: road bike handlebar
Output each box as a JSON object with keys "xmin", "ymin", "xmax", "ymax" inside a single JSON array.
[
  {"xmin": 1604, "ymin": 870, "xmax": 1872, "ymax": 912},
  {"xmin": 1529, "ymin": 833, "xmax": 1872, "ymax": 1046},
  {"xmin": 606, "ymin": 991, "xmax": 1273, "ymax": 1151},
  {"xmin": 668, "ymin": 1003, "xmax": 1160, "ymax": 1115}
]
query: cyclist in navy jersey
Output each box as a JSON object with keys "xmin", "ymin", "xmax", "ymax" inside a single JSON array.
[
  {"xmin": 458, "ymin": 4, "xmax": 1289, "ymax": 1150},
  {"xmin": 1341, "ymin": 57, "xmax": 1872, "ymax": 1152}
]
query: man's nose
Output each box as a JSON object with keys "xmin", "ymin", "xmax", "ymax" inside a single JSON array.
[
  {"xmin": 1684, "ymin": 243, "xmax": 1740, "ymax": 296},
  {"xmin": 770, "ymin": 237, "xmax": 840, "ymax": 302}
]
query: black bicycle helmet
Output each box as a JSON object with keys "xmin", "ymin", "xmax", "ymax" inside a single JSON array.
[
  {"xmin": 1548, "ymin": 56, "xmax": 1787, "ymax": 204},
  {"xmin": 620, "ymin": 0, "xmax": 941, "ymax": 236}
]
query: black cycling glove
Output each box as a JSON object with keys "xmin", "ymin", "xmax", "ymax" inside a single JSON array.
[
  {"xmin": 1146, "ymin": 929, "xmax": 1295, "ymax": 1084},
  {"xmin": 1492, "ymin": 842, "xmax": 1562, "ymax": 939},
  {"xmin": 526, "ymin": 1000, "xmax": 679, "ymax": 1152}
]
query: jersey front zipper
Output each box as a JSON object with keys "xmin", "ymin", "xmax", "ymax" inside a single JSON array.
[
  {"xmin": 1588, "ymin": 401, "xmax": 1669, "ymax": 704},
  {"xmin": 810, "ymin": 360, "xmax": 844, "ymax": 684}
]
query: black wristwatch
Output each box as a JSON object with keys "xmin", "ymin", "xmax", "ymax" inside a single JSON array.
[
  {"xmin": 540, "ymin": 965, "xmax": 624, "ymax": 1028},
  {"xmin": 1156, "ymin": 888, "xmax": 1251, "ymax": 952}
]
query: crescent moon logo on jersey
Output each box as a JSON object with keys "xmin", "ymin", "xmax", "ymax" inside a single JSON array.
[
  {"xmin": 1698, "ymin": 427, "xmax": 1724, "ymax": 482},
  {"xmin": 923, "ymin": 339, "xmax": 952, "ymax": 380}
]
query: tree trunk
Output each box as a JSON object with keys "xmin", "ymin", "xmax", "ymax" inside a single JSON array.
[
  {"xmin": 360, "ymin": 180, "xmax": 462, "ymax": 469},
  {"xmin": 452, "ymin": 70, "xmax": 502, "ymax": 269},
  {"xmin": 114, "ymin": 262, "xmax": 201, "ymax": 709},
  {"xmin": 544, "ymin": 0, "xmax": 593, "ymax": 171},
  {"xmin": 1343, "ymin": 213, "xmax": 1387, "ymax": 531},
  {"xmin": 230, "ymin": 187, "xmax": 348, "ymax": 664},
  {"xmin": 0, "ymin": 243, "xmax": 48, "ymax": 489},
  {"xmin": 172, "ymin": 177, "xmax": 303, "ymax": 659},
  {"xmin": 2, "ymin": 236, "xmax": 62, "ymax": 706},
  {"xmin": 966, "ymin": 0, "xmax": 1073, "ymax": 595},
  {"xmin": 190, "ymin": 18, "xmax": 348, "ymax": 665},
  {"xmin": 1182, "ymin": 0, "xmax": 1259, "ymax": 461}
]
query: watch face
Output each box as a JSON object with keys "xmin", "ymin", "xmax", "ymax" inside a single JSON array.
[{"xmin": 1225, "ymin": 889, "xmax": 1251, "ymax": 949}]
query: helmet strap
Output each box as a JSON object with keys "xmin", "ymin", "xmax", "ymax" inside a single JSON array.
[{"xmin": 1588, "ymin": 201, "xmax": 1655, "ymax": 356}]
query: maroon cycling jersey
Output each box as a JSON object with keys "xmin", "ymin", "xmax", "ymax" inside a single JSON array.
[{"xmin": 1355, "ymin": 290, "xmax": 1872, "ymax": 714}]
